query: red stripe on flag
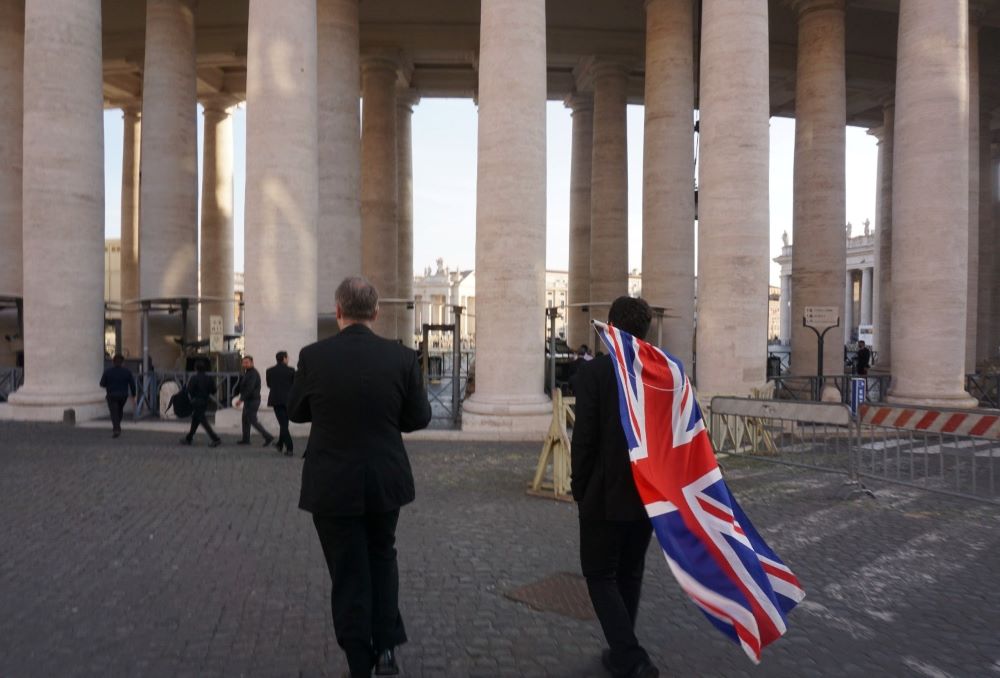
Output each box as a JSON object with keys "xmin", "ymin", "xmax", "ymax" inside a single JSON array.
[
  {"xmin": 607, "ymin": 327, "xmax": 643, "ymax": 443},
  {"xmin": 691, "ymin": 594, "xmax": 762, "ymax": 662},
  {"xmin": 698, "ymin": 498, "xmax": 734, "ymax": 525},
  {"xmin": 871, "ymin": 408, "xmax": 892, "ymax": 426},
  {"xmin": 761, "ymin": 561, "xmax": 801, "ymax": 587},
  {"xmin": 970, "ymin": 416, "xmax": 998, "ymax": 437},
  {"xmin": 915, "ymin": 412, "xmax": 938, "ymax": 430},
  {"xmin": 941, "ymin": 413, "xmax": 967, "ymax": 433},
  {"xmin": 893, "ymin": 409, "xmax": 916, "ymax": 428}
]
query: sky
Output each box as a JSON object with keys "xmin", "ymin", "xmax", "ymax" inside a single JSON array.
[{"xmin": 102, "ymin": 99, "xmax": 879, "ymax": 286}]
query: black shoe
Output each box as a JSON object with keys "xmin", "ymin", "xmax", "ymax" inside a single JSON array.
[
  {"xmin": 625, "ymin": 659, "xmax": 659, "ymax": 678},
  {"xmin": 112, "ymin": 430, "xmax": 121, "ymax": 438},
  {"xmin": 209, "ymin": 439, "xmax": 222, "ymax": 448},
  {"xmin": 179, "ymin": 437, "xmax": 192, "ymax": 446},
  {"xmin": 262, "ymin": 437, "xmax": 274, "ymax": 448},
  {"xmin": 374, "ymin": 648, "xmax": 399, "ymax": 676},
  {"xmin": 275, "ymin": 442, "xmax": 284, "ymax": 453},
  {"xmin": 236, "ymin": 439, "xmax": 251, "ymax": 445},
  {"xmin": 284, "ymin": 449, "xmax": 294, "ymax": 457}
]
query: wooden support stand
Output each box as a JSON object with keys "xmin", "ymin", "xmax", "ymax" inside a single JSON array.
[{"xmin": 528, "ymin": 391, "xmax": 575, "ymax": 501}]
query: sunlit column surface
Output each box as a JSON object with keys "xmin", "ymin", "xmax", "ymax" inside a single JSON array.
[
  {"xmin": 0, "ymin": 0, "xmax": 23, "ymax": 302},
  {"xmin": 120, "ymin": 107, "xmax": 141, "ymax": 357},
  {"xmin": 565, "ymin": 93, "xmax": 593, "ymax": 351},
  {"xmin": 871, "ymin": 103, "xmax": 894, "ymax": 369},
  {"xmin": 397, "ymin": 89, "xmax": 418, "ymax": 348},
  {"xmin": 200, "ymin": 102, "xmax": 236, "ymax": 341}
]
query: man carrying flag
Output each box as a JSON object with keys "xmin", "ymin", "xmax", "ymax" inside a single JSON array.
[
  {"xmin": 590, "ymin": 301, "xmax": 805, "ymax": 666},
  {"xmin": 571, "ymin": 296, "xmax": 660, "ymax": 678}
]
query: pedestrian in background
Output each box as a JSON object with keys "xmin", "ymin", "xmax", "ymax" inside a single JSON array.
[
  {"xmin": 99, "ymin": 354, "xmax": 136, "ymax": 438},
  {"xmin": 266, "ymin": 350, "xmax": 296, "ymax": 456},
  {"xmin": 181, "ymin": 360, "xmax": 222, "ymax": 448},
  {"xmin": 235, "ymin": 355, "xmax": 274, "ymax": 447}
]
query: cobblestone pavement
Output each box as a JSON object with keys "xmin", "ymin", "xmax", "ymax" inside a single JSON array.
[{"xmin": 1, "ymin": 421, "xmax": 999, "ymax": 677}]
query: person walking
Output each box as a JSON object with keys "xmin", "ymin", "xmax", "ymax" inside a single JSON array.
[
  {"xmin": 290, "ymin": 276, "xmax": 431, "ymax": 678},
  {"xmin": 855, "ymin": 340, "xmax": 872, "ymax": 376},
  {"xmin": 99, "ymin": 354, "xmax": 136, "ymax": 438},
  {"xmin": 571, "ymin": 296, "xmax": 660, "ymax": 678},
  {"xmin": 235, "ymin": 355, "xmax": 274, "ymax": 446},
  {"xmin": 181, "ymin": 360, "xmax": 222, "ymax": 447},
  {"xmin": 266, "ymin": 350, "xmax": 296, "ymax": 456}
]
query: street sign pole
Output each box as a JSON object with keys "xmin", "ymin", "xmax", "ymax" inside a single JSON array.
[{"xmin": 803, "ymin": 306, "xmax": 841, "ymax": 401}]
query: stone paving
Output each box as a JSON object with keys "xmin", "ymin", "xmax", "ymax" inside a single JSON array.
[{"xmin": 1, "ymin": 421, "xmax": 999, "ymax": 677}]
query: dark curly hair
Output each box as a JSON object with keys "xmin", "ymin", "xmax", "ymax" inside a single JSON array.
[{"xmin": 608, "ymin": 296, "xmax": 652, "ymax": 340}]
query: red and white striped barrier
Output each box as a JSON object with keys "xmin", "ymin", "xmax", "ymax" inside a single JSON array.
[{"xmin": 859, "ymin": 404, "xmax": 1000, "ymax": 440}]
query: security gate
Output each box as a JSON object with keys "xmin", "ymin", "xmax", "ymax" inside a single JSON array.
[{"xmin": 421, "ymin": 306, "xmax": 468, "ymax": 429}]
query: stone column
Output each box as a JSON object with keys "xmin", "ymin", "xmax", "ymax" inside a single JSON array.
[
  {"xmin": 200, "ymin": 101, "xmax": 236, "ymax": 341},
  {"xmin": 888, "ymin": 0, "xmax": 976, "ymax": 407},
  {"xmin": 779, "ymin": 274, "xmax": 792, "ymax": 344},
  {"xmin": 789, "ymin": 0, "xmax": 846, "ymax": 377},
  {"xmin": 696, "ymin": 0, "xmax": 770, "ymax": 399},
  {"xmin": 244, "ymin": 0, "xmax": 318, "ymax": 377},
  {"xmin": 317, "ymin": 0, "xmax": 361, "ymax": 338},
  {"xmin": 463, "ymin": 0, "xmax": 550, "ymax": 432},
  {"xmin": 3, "ymin": 0, "xmax": 105, "ymax": 420},
  {"xmin": 397, "ymin": 88, "xmax": 418, "ymax": 348},
  {"xmin": 987, "ymin": 131, "xmax": 1000, "ymax": 360},
  {"xmin": 360, "ymin": 55, "xmax": 399, "ymax": 339},
  {"xmin": 566, "ymin": 93, "xmax": 593, "ymax": 351},
  {"xmin": 120, "ymin": 107, "xmax": 141, "ymax": 357},
  {"xmin": 643, "ymin": 0, "xmax": 695, "ymax": 367},
  {"xmin": 976, "ymin": 93, "xmax": 994, "ymax": 362},
  {"xmin": 589, "ymin": 61, "xmax": 629, "ymax": 310},
  {"xmin": 0, "ymin": 0, "xmax": 23, "ymax": 302},
  {"xmin": 844, "ymin": 269, "xmax": 854, "ymax": 343},
  {"xmin": 139, "ymin": 0, "xmax": 198, "ymax": 369},
  {"xmin": 966, "ymin": 23, "xmax": 980, "ymax": 373},
  {"xmin": 860, "ymin": 267, "xmax": 873, "ymax": 326},
  {"xmin": 871, "ymin": 102, "xmax": 894, "ymax": 368}
]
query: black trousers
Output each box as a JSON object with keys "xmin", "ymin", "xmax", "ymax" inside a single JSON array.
[
  {"xmin": 106, "ymin": 395, "xmax": 127, "ymax": 432},
  {"xmin": 579, "ymin": 517, "xmax": 653, "ymax": 676},
  {"xmin": 241, "ymin": 398, "xmax": 272, "ymax": 442},
  {"xmin": 313, "ymin": 510, "xmax": 407, "ymax": 677},
  {"xmin": 273, "ymin": 404, "xmax": 293, "ymax": 450},
  {"xmin": 187, "ymin": 404, "xmax": 219, "ymax": 442}
]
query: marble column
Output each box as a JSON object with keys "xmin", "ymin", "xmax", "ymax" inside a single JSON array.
[
  {"xmin": 991, "ymin": 133, "xmax": 1000, "ymax": 360},
  {"xmin": 871, "ymin": 102, "xmax": 894, "ymax": 368},
  {"xmin": 397, "ymin": 88, "xmax": 418, "ymax": 348},
  {"xmin": 120, "ymin": 107, "xmax": 141, "ymax": 357},
  {"xmin": 360, "ymin": 55, "xmax": 399, "ymax": 339},
  {"xmin": 844, "ymin": 269, "xmax": 854, "ymax": 343},
  {"xmin": 779, "ymin": 274, "xmax": 792, "ymax": 344},
  {"xmin": 888, "ymin": 0, "xmax": 975, "ymax": 407},
  {"xmin": 966, "ymin": 23, "xmax": 980, "ymax": 373},
  {"xmin": 643, "ymin": 0, "xmax": 695, "ymax": 367},
  {"xmin": 317, "ymin": 0, "xmax": 361, "ymax": 339},
  {"xmin": 696, "ymin": 0, "xmax": 770, "ymax": 399},
  {"xmin": 0, "ymin": 0, "xmax": 22, "ymax": 302},
  {"xmin": 789, "ymin": 0, "xmax": 846, "ymax": 378},
  {"xmin": 975, "ymin": 94, "xmax": 993, "ymax": 362},
  {"xmin": 139, "ymin": 0, "xmax": 198, "ymax": 368},
  {"xmin": 463, "ymin": 0, "xmax": 550, "ymax": 432},
  {"xmin": 588, "ymin": 60, "xmax": 629, "ymax": 309},
  {"xmin": 244, "ymin": 0, "xmax": 318, "ymax": 380},
  {"xmin": 860, "ymin": 267, "xmax": 873, "ymax": 326},
  {"xmin": 3, "ymin": 0, "xmax": 105, "ymax": 420},
  {"xmin": 566, "ymin": 93, "xmax": 593, "ymax": 351},
  {"xmin": 199, "ymin": 101, "xmax": 236, "ymax": 341}
]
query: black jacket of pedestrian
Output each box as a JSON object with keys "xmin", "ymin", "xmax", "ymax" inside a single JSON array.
[
  {"xmin": 186, "ymin": 372, "xmax": 217, "ymax": 406},
  {"xmin": 289, "ymin": 323, "xmax": 432, "ymax": 516},
  {"xmin": 266, "ymin": 362, "xmax": 296, "ymax": 407},
  {"xmin": 570, "ymin": 354, "xmax": 647, "ymax": 521},
  {"xmin": 100, "ymin": 365, "xmax": 136, "ymax": 399},
  {"xmin": 237, "ymin": 367, "xmax": 262, "ymax": 401}
]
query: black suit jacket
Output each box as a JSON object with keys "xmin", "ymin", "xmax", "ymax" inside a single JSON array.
[
  {"xmin": 570, "ymin": 354, "xmax": 647, "ymax": 521},
  {"xmin": 266, "ymin": 363, "xmax": 295, "ymax": 407},
  {"xmin": 237, "ymin": 367, "xmax": 262, "ymax": 401},
  {"xmin": 289, "ymin": 323, "xmax": 432, "ymax": 516}
]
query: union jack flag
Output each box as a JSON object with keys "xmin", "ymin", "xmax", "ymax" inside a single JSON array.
[{"xmin": 594, "ymin": 320, "xmax": 805, "ymax": 663}]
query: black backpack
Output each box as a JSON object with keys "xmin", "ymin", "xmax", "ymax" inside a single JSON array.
[{"xmin": 166, "ymin": 389, "xmax": 193, "ymax": 418}]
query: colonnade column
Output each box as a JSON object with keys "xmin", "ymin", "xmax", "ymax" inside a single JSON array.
[
  {"xmin": 317, "ymin": 0, "xmax": 361, "ymax": 338},
  {"xmin": 888, "ymin": 0, "xmax": 976, "ymax": 407},
  {"xmin": 696, "ymin": 0, "xmax": 770, "ymax": 399},
  {"xmin": 139, "ymin": 0, "xmax": 198, "ymax": 369},
  {"xmin": 244, "ymin": 0, "xmax": 319, "ymax": 376},
  {"xmin": 360, "ymin": 55, "xmax": 399, "ymax": 339},
  {"xmin": 4, "ymin": 0, "xmax": 105, "ymax": 420},
  {"xmin": 199, "ymin": 101, "xmax": 236, "ymax": 341},
  {"xmin": 566, "ymin": 93, "xmax": 593, "ymax": 351},
  {"xmin": 872, "ymin": 102, "xmax": 894, "ymax": 368},
  {"xmin": 588, "ymin": 60, "xmax": 629, "ymax": 309},
  {"xmin": 0, "ymin": 0, "xmax": 22, "ymax": 306},
  {"xmin": 463, "ymin": 0, "xmax": 550, "ymax": 432},
  {"xmin": 120, "ymin": 107, "xmax": 141, "ymax": 357},
  {"xmin": 860, "ymin": 267, "xmax": 873, "ymax": 327},
  {"xmin": 789, "ymin": 0, "xmax": 846, "ymax": 378},
  {"xmin": 397, "ymin": 89, "xmax": 418, "ymax": 348},
  {"xmin": 779, "ymin": 274, "xmax": 792, "ymax": 344},
  {"xmin": 990, "ymin": 132, "xmax": 1000, "ymax": 359},
  {"xmin": 976, "ymin": 94, "xmax": 994, "ymax": 362},
  {"xmin": 844, "ymin": 270, "xmax": 854, "ymax": 343},
  {"xmin": 643, "ymin": 0, "xmax": 695, "ymax": 367},
  {"xmin": 966, "ymin": 22, "xmax": 980, "ymax": 373}
]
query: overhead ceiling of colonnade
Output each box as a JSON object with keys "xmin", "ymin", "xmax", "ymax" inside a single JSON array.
[{"xmin": 100, "ymin": 0, "xmax": 1000, "ymax": 128}]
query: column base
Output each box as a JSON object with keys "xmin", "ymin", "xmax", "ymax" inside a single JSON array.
[
  {"xmin": 0, "ymin": 388, "xmax": 107, "ymax": 422},
  {"xmin": 462, "ymin": 393, "xmax": 552, "ymax": 435},
  {"xmin": 886, "ymin": 390, "xmax": 978, "ymax": 410}
]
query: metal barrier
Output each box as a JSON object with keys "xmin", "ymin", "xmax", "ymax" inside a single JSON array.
[
  {"xmin": 966, "ymin": 373, "xmax": 1000, "ymax": 409},
  {"xmin": 858, "ymin": 403, "xmax": 1000, "ymax": 504},
  {"xmin": 136, "ymin": 370, "xmax": 241, "ymax": 418},
  {"xmin": 768, "ymin": 375, "xmax": 890, "ymax": 404},
  {"xmin": 710, "ymin": 397, "xmax": 857, "ymax": 477},
  {"xmin": 0, "ymin": 367, "xmax": 22, "ymax": 401}
]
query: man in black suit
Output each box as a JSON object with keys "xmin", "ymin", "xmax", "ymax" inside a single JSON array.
[
  {"xmin": 99, "ymin": 354, "xmax": 136, "ymax": 438},
  {"xmin": 289, "ymin": 276, "xmax": 431, "ymax": 678},
  {"xmin": 571, "ymin": 296, "xmax": 659, "ymax": 678},
  {"xmin": 235, "ymin": 355, "xmax": 274, "ymax": 447},
  {"xmin": 266, "ymin": 351, "xmax": 296, "ymax": 456},
  {"xmin": 181, "ymin": 360, "xmax": 222, "ymax": 448}
]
